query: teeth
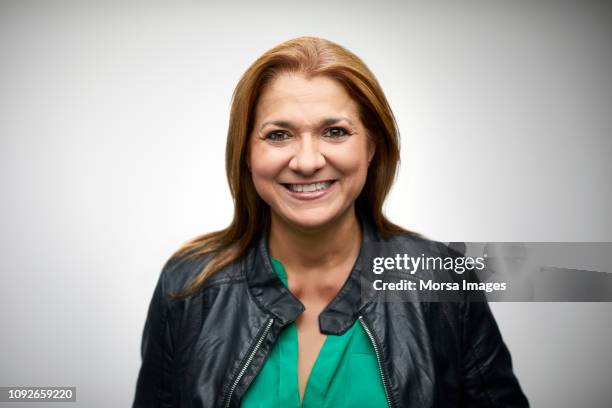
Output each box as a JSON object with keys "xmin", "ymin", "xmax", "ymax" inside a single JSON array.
[{"xmin": 287, "ymin": 181, "xmax": 332, "ymax": 193}]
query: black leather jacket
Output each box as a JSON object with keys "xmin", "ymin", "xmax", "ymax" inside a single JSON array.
[{"xmin": 133, "ymin": 213, "xmax": 529, "ymax": 408}]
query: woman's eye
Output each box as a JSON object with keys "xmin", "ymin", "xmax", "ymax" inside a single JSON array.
[
  {"xmin": 265, "ymin": 131, "xmax": 290, "ymax": 141},
  {"xmin": 324, "ymin": 127, "xmax": 350, "ymax": 138}
]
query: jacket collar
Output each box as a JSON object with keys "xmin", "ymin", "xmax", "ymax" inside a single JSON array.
[{"xmin": 245, "ymin": 207, "xmax": 381, "ymax": 335}]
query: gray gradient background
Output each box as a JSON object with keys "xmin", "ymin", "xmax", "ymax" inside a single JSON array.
[{"xmin": 1, "ymin": 0, "xmax": 611, "ymax": 407}]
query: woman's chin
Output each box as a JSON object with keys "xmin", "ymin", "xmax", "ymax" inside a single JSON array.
[
  {"xmin": 287, "ymin": 216, "xmax": 334, "ymax": 231},
  {"xmin": 274, "ymin": 206, "xmax": 350, "ymax": 232}
]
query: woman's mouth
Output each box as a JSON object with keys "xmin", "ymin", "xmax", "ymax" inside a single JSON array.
[{"xmin": 281, "ymin": 180, "xmax": 337, "ymax": 200}]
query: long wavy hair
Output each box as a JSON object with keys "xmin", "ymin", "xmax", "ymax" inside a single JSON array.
[{"xmin": 169, "ymin": 36, "xmax": 410, "ymax": 299}]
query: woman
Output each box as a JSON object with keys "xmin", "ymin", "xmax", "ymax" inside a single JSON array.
[{"xmin": 133, "ymin": 36, "xmax": 529, "ymax": 408}]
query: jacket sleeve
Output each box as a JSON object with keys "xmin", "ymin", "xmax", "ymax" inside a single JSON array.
[
  {"xmin": 133, "ymin": 261, "xmax": 176, "ymax": 408},
  {"xmin": 461, "ymin": 294, "xmax": 530, "ymax": 407}
]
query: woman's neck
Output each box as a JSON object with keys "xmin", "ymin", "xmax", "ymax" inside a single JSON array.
[{"xmin": 268, "ymin": 205, "xmax": 362, "ymax": 272}]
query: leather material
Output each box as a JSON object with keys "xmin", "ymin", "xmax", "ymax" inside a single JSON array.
[{"xmin": 133, "ymin": 211, "xmax": 529, "ymax": 407}]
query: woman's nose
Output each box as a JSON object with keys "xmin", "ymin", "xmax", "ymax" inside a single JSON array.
[{"xmin": 288, "ymin": 136, "xmax": 325, "ymax": 175}]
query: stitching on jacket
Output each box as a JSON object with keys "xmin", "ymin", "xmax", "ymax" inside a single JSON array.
[
  {"xmin": 158, "ymin": 269, "xmax": 170, "ymax": 407},
  {"xmin": 464, "ymin": 300, "xmax": 500, "ymax": 407},
  {"xmin": 200, "ymin": 276, "xmax": 246, "ymax": 290}
]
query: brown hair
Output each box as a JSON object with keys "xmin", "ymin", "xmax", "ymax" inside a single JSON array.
[{"xmin": 169, "ymin": 36, "xmax": 410, "ymax": 299}]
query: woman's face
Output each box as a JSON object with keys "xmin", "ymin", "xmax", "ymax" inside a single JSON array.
[{"xmin": 248, "ymin": 72, "xmax": 375, "ymax": 230}]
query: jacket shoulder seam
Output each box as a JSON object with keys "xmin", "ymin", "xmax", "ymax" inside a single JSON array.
[{"xmin": 463, "ymin": 302, "xmax": 501, "ymax": 407}]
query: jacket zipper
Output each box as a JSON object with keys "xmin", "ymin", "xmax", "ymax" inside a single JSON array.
[
  {"xmin": 223, "ymin": 317, "xmax": 274, "ymax": 408},
  {"xmin": 359, "ymin": 315, "xmax": 395, "ymax": 408}
]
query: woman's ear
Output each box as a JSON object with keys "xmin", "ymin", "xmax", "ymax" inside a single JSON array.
[{"xmin": 367, "ymin": 134, "xmax": 376, "ymax": 166}]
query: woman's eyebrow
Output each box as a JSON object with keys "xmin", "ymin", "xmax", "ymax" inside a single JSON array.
[{"xmin": 259, "ymin": 116, "xmax": 354, "ymax": 131}]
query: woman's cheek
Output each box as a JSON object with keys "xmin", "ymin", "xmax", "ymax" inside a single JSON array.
[
  {"xmin": 250, "ymin": 146, "xmax": 289, "ymax": 179},
  {"xmin": 326, "ymin": 144, "xmax": 368, "ymax": 175}
]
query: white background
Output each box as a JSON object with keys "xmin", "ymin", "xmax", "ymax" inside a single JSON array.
[{"xmin": 1, "ymin": 0, "xmax": 611, "ymax": 406}]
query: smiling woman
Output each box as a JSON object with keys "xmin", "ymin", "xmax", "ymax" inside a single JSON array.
[
  {"xmin": 133, "ymin": 36, "xmax": 529, "ymax": 408},
  {"xmin": 248, "ymin": 73, "xmax": 375, "ymax": 230}
]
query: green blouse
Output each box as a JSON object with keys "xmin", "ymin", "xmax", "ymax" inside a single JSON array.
[{"xmin": 241, "ymin": 257, "xmax": 388, "ymax": 408}]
